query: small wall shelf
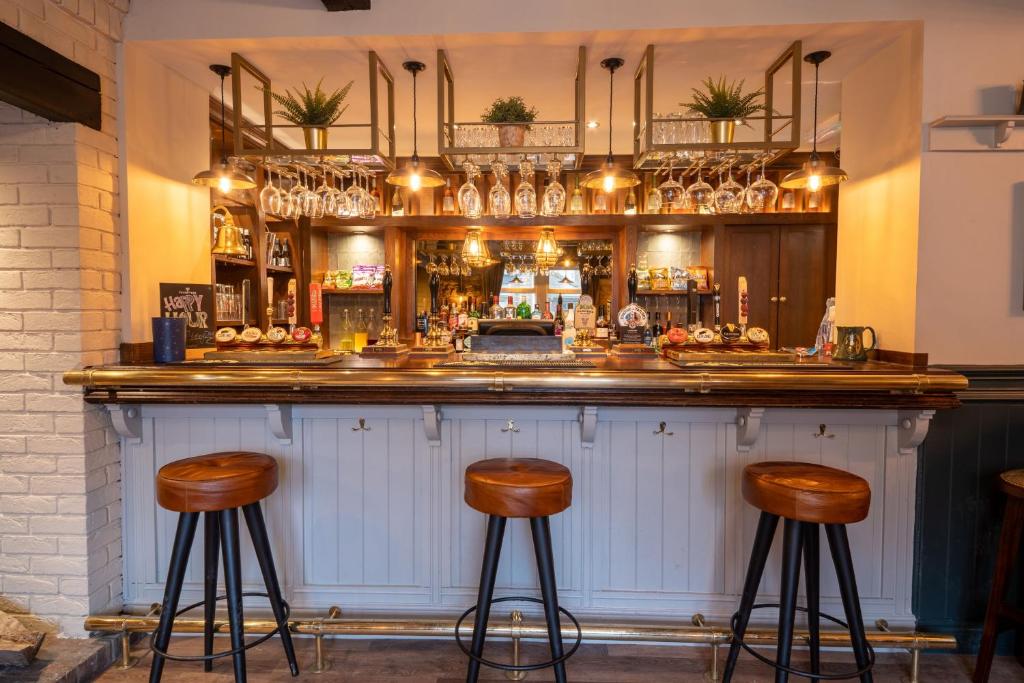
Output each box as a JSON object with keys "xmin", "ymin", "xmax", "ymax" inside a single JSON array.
[{"xmin": 929, "ymin": 115, "xmax": 1024, "ymax": 150}]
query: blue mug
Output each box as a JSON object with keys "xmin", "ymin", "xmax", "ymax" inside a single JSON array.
[{"xmin": 152, "ymin": 317, "xmax": 186, "ymax": 363}]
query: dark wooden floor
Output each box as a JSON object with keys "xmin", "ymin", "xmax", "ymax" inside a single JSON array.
[{"xmin": 94, "ymin": 635, "xmax": 1024, "ymax": 682}]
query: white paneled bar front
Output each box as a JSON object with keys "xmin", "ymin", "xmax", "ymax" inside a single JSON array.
[{"xmin": 118, "ymin": 404, "xmax": 919, "ymax": 626}]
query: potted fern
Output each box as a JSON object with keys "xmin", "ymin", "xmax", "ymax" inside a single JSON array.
[
  {"xmin": 481, "ymin": 96, "xmax": 538, "ymax": 147},
  {"xmin": 683, "ymin": 77, "xmax": 766, "ymax": 143},
  {"xmin": 264, "ymin": 78, "xmax": 354, "ymax": 150}
]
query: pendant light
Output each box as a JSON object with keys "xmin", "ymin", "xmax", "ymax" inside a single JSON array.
[
  {"xmin": 781, "ymin": 51, "xmax": 848, "ymax": 191},
  {"xmin": 461, "ymin": 227, "xmax": 490, "ymax": 267},
  {"xmin": 583, "ymin": 58, "xmax": 639, "ymax": 193},
  {"xmin": 193, "ymin": 65, "xmax": 256, "ymax": 193},
  {"xmin": 535, "ymin": 228, "xmax": 560, "ymax": 269},
  {"xmin": 387, "ymin": 61, "xmax": 444, "ymax": 191}
]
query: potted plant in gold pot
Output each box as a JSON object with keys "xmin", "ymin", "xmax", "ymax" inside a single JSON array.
[
  {"xmin": 481, "ymin": 96, "xmax": 539, "ymax": 147},
  {"xmin": 265, "ymin": 78, "xmax": 354, "ymax": 150},
  {"xmin": 683, "ymin": 76, "xmax": 766, "ymax": 144}
]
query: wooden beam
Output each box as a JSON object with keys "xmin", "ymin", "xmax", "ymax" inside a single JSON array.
[
  {"xmin": 0, "ymin": 22, "xmax": 101, "ymax": 130},
  {"xmin": 322, "ymin": 0, "xmax": 370, "ymax": 10}
]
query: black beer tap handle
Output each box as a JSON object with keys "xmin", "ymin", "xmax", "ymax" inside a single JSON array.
[
  {"xmin": 627, "ymin": 264, "xmax": 638, "ymax": 305},
  {"xmin": 429, "ymin": 270, "xmax": 440, "ymax": 316},
  {"xmin": 382, "ymin": 266, "xmax": 393, "ymax": 316}
]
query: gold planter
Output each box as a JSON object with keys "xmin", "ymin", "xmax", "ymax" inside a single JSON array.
[
  {"xmin": 709, "ymin": 120, "xmax": 735, "ymax": 144},
  {"xmin": 303, "ymin": 127, "xmax": 329, "ymax": 150},
  {"xmin": 497, "ymin": 124, "xmax": 527, "ymax": 147}
]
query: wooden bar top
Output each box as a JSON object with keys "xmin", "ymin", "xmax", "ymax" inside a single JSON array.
[{"xmin": 63, "ymin": 354, "xmax": 967, "ymax": 410}]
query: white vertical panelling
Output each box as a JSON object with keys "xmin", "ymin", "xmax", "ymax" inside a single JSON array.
[{"xmin": 122, "ymin": 405, "xmax": 918, "ymax": 626}]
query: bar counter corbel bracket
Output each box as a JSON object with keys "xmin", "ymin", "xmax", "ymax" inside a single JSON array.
[
  {"xmin": 108, "ymin": 404, "xmax": 142, "ymax": 444},
  {"xmin": 897, "ymin": 409, "xmax": 936, "ymax": 455},
  {"xmin": 265, "ymin": 404, "xmax": 293, "ymax": 445},
  {"xmin": 735, "ymin": 407, "xmax": 765, "ymax": 452},
  {"xmin": 421, "ymin": 405, "xmax": 442, "ymax": 446},
  {"xmin": 578, "ymin": 406, "xmax": 598, "ymax": 447}
]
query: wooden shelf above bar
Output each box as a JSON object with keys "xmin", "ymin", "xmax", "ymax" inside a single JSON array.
[
  {"xmin": 311, "ymin": 212, "xmax": 833, "ymax": 232},
  {"xmin": 637, "ymin": 290, "xmax": 714, "ymax": 296},
  {"xmin": 266, "ymin": 264, "xmax": 294, "ymax": 274},
  {"xmin": 214, "ymin": 255, "xmax": 257, "ymax": 268},
  {"xmin": 322, "ymin": 288, "xmax": 383, "ymax": 295}
]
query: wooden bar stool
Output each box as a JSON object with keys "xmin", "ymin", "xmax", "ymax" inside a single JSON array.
[
  {"xmin": 459, "ymin": 458, "xmax": 582, "ymax": 683},
  {"xmin": 724, "ymin": 461, "xmax": 875, "ymax": 683},
  {"xmin": 148, "ymin": 452, "xmax": 298, "ymax": 683},
  {"xmin": 974, "ymin": 470, "xmax": 1024, "ymax": 682}
]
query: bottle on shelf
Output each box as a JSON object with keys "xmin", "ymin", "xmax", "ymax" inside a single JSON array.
[
  {"xmin": 442, "ymin": 178, "xmax": 456, "ymax": 215},
  {"xmin": 595, "ymin": 305, "xmax": 610, "ymax": 339},
  {"xmin": 371, "ymin": 177, "xmax": 382, "ymax": 215},
  {"xmin": 366, "ymin": 308, "xmax": 379, "ymax": 345},
  {"xmin": 562, "ymin": 303, "xmax": 576, "ymax": 348},
  {"xmin": 542, "ymin": 301, "xmax": 553, "ymax": 320},
  {"xmin": 281, "ymin": 238, "xmax": 292, "ymax": 268},
  {"xmin": 458, "ymin": 303, "xmax": 469, "ymax": 329},
  {"xmin": 338, "ymin": 308, "xmax": 354, "ymax": 352},
  {"xmin": 353, "ymin": 309, "xmax": 369, "ymax": 352},
  {"xmin": 554, "ymin": 294, "xmax": 564, "ymax": 334},
  {"xmin": 490, "ymin": 294, "xmax": 503, "ymax": 319},
  {"xmin": 531, "ymin": 303, "xmax": 542, "ymax": 320},
  {"xmin": 665, "ymin": 310, "xmax": 673, "ymax": 330},
  {"xmin": 516, "ymin": 297, "xmax": 532, "ymax": 320},
  {"xmin": 624, "ymin": 187, "xmax": 638, "ymax": 215},
  {"xmin": 593, "ymin": 191, "xmax": 608, "ymax": 214},
  {"xmin": 651, "ymin": 311, "xmax": 663, "ymax": 339},
  {"xmin": 504, "ymin": 295, "xmax": 516, "ymax": 320},
  {"xmin": 390, "ymin": 188, "xmax": 404, "ymax": 217},
  {"xmin": 569, "ymin": 176, "xmax": 585, "ymax": 215}
]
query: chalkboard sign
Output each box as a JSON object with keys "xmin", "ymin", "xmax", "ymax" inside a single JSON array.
[{"xmin": 159, "ymin": 283, "xmax": 214, "ymax": 348}]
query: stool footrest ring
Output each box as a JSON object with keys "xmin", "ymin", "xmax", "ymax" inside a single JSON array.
[
  {"xmin": 149, "ymin": 591, "xmax": 291, "ymax": 662},
  {"xmin": 455, "ymin": 596, "xmax": 582, "ymax": 672},
  {"xmin": 730, "ymin": 604, "xmax": 875, "ymax": 680}
]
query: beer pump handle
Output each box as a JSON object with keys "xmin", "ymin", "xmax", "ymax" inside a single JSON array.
[
  {"xmin": 429, "ymin": 270, "xmax": 440, "ymax": 316},
  {"xmin": 382, "ymin": 265, "xmax": 392, "ymax": 316},
  {"xmin": 627, "ymin": 264, "xmax": 638, "ymax": 305}
]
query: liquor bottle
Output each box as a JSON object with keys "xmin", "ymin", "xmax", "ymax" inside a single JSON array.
[
  {"xmin": 563, "ymin": 303, "xmax": 576, "ymax": 348},
  {"xmin": 390, "ymin": 189, "xmax": 404, "ymax": 217},
  {"xmin": 569, "ymin": 176, "xmax": 585, "ymax": 215},
  {"xmin": 504, "ymin": 295, "xmax": 516, "ymax": 320},
  {"xmin": 282, "ymin": 238, "xmax": 292, "ymax": 268},
  {"xmin": 338, "ymin": 308, "xmax": 354, "ymax": 352},
  {"xmin": 593, "ymin": 191, "xmax": 608, "ymax": 214},
  {"xmin": 417, "ymin": 309, "xmax": 429, "ymax": 334},
  {"xmin": 353, "ymin": 309, "xmax": 368, "ymax": 352},
  {"xmin": 624, "ymin": 187, "xmax": 638, "ymax": 215},
  {"xmin": 554, "ymin": 294, "xmax": 564, "ymax": 328},
  {"xmin": 646, "ymin": 183, "xmax": 662, "ymax": 214},
  {"xmin": 366, "ymin": 308, "xmax": 379, "ymax": 345},
  {"xmin": 490, "ymin": 295, "xmax": 503, "ymax": 319},
  {"xmin": 442, "ymin": 178, "xmax": 456, "ymax": 215},
  {"xmin": 595, "ymin": 305, "xmax": 609, "ymax": 339},
  {"xmin": 542, "ymin": 301, "xmax": 553, "ymax": 320},
  {"xmin": 651, "ymin": 311, "xmax": 663, "ymax": 338},
  {"xmin": 531, "ymin": 304, "xmax": 542, "ymax": 320},
  {"xmin": 458, "ymin": 304, "xmax": 468, "ymax": 329},
  {"xmin": 516, "ymin": 297, "xmax": 532, "ymax": 320},
  {"xmin": 665, "ymin": 310, "xmax": 673, "ymax": 331},
  {"xmin": 371, "ymin": 178, "xmax": 381, "ymax": 215},
  {"xmin": 643, "ymin": 322, "xmax": 653, "ymax": 346}
]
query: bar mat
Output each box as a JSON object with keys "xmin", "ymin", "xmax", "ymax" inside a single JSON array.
[{"xmin": 435, "ymin": 359, "xmax": 596, "ymax": 369}]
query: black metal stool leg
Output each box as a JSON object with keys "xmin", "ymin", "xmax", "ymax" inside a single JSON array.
[
  {"xmin": 825, "ymin": 524, "xmax": 873, "ymax": 683},
  {"xmin": 466, "ymin": 515, "xmax": 507, "ymax": 683},
  {"xmin": 242, "ymin": 503, "xmax": 299, "ymax": 677},
  {"xmin": 724, "ymin": 512, "xmax": 779, "ymax": 683},
  {"xmin": 802, "ymin": 522, "xmax": 821, "ymax": 679},
  {"xmin": 775, "ymin": 519, "xmax": 803, "ymax": 683},
  {"xmin": 203, "ymin": 512, "xmax": 220, "ymax": 673},
  {"xmin": 531, "ymin": 516, "xmax": 567, "ymax": 683},
  {"xmin": 149, "ymin": 512, "xmax": 199, "ymax": 683},
  {"xmin": 220, "ymin": 508, "xmax": 247, "ymax": 683}
]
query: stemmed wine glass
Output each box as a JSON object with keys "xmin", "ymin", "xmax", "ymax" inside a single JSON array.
[
  {"xmin": 287, "ymin": 170, "xmax": 306, "ymax": 219},
  {"xmin": 686, "ymin": 168, "xmax": 715, "ymax": 214},
  {"xmin": 541, "ymin": 158, "xmax": 566, "ymax": 217},
  {"xmin": 437, "ymin": 255, "xmax": 450, "ymax": 278},
  {"xmin": 345, "ymin": 169, "xmax": 365, "ymax": 218},
  {"xmin": 358, "ymin": 170, "xmax": 375, "ymax": 219},
  {"xmin": 259, "ymin": 166, "xmax": 279, "ymax": 215},
  {"xmin": 515, "ymin": 159, "xmax": 537, "ymax": 218},
  {"xmin": 658, "ymin": 158, "xmax": 685, "ymax": 210},
  {"xmin": 312, "ymin": 166, "xmax": 332, "ymax": 219},
  {"xmin": 458, "ymin": 161, "xmax": 482, "ymax": 218},
  {"xmin": 746, "ymin": 159, "xmax": 779, "ymax": 212},
  {"xmin": 714, "ymin": 166, "xmax": 744, "ymax": 214},
  {"xmin": 489, "ymin": 159, "xmax": 511, "ymax": 218}
]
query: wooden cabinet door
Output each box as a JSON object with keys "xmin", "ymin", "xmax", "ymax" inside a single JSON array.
[
  {"xmin": 715, "ymin": 226, "xmax": 780, "ymax": 345},
  {"xmin": 777, "ymin": 225, "xmax": 836, "ymax": 349}
]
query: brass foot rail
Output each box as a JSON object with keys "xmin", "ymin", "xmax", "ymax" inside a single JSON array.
[{"xmin": 86, "ymin": 608, "xmax": 956, "ymax": 681}]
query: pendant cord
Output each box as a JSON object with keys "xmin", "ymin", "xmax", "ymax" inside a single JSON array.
[
  {"xmin": 412, "ymin": 71, "xmax": 419, "ymax": 158},
  {"xmin": 607, "ymin": 68, "xmax": 614, "ymax": 157},
  {"xmin": 812, "ymin": 62, "xmax": 819, "ymax": 155},
  {"xmin": 219, "ymin": 74, "xmax": 228, "ymax": 164}
]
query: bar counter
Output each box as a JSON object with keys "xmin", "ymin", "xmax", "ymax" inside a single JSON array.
[
  {"xmin": 64, "ymin": 357, "xmax": 966, "ymax": 631},
  {"xmin": 64, "ymin": 355, "xmax": 966, "ymax": 409}
]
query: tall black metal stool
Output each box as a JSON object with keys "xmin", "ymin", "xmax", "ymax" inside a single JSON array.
[
  {"xmin": 459, "ymin": 457, "xmax": 581, "ymax": 683},
  {"xmin": 148, "ymin": 451, "xmax": 299, "ymax": 683},
  {"xmin": 724, "ymin": 461, "xmax": 875, "ymax": 683}
]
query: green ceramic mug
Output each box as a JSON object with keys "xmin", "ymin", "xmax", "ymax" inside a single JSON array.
[{"xmin": 833, "ymin": 326, "xmax": 877, "ymax": 361}]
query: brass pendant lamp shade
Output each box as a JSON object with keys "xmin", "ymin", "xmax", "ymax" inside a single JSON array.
[
  {"xmin": 387, "ymin": 61, "xmax": 444, "ymax": 191},
  {"xmin": 582, "ymin": 58, "xmax": 639, "ymax": 192},
  {"xmin": 193, "ymin": 65, "xmax": 256, "ymax": 193},
  {"xmin": 535, "ymin": 228, "xmax": 560, "ymax": 268},
  {"xmin": 781, "ymin": 51, "xmax": 848, "ymax": 191},
  {"xmin": 461, "ymin": 228, "xmax": 490, "ymax": 267}
]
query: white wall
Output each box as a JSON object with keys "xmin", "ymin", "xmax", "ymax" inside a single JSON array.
[
  {"xmin": 120, "ymin": 44, "xmax": 212, "ymax": 342},
  {"xmin": 836, "ymin": 29, "xmax": 923, "ymax": 352}
]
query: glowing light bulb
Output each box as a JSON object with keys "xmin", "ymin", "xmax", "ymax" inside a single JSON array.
[
  {"xmin": 218, "ymin": 175, "xmax": 232, "ymax": 194},
  {"xmin": 602, "ymin": 173, "xmax": 615, "ymax": 194},
  {"xmin": 807, "ymin": 174, "xmax": 822, "ymax": 192},
  {"xmin": 410, "ymin": 172, "xmax": 422, "ymax": 192}
]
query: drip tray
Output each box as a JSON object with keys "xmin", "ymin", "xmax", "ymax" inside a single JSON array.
[{"xmin": 435, "ymin": 359, "xmax": 596, "ymax": 370}]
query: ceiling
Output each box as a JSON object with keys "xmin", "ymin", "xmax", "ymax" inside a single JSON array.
[{"xmin": 142, "ymin": 21, "xmax": 915, "ymax": 158}]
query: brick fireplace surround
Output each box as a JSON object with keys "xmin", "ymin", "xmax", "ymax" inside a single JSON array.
[{"xmin": 0, "ymin": 0, "xmax": 126, "ymax": 637}]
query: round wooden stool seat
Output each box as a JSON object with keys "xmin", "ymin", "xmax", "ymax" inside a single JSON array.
[
  {"xmin": 999, "ymin": 469, "xmax": 1024, "ymax": 499},
  {"xmin": 465, "ymin": 458, "xmax": 572, "ymax": 518},
  {"xmin": 742, "ymin": 461, "xmax": 870, "ymax": 524},
  {"xmin": 156, "ymin": 452, "xmax": 278, "ymax": 513}
]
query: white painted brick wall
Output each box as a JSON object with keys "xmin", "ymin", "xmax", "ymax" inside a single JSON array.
[{"xmin": 0, "ymin": 0, "xmax": 125, "ymax": 636}]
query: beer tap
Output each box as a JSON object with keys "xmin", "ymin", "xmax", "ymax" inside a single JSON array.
[
  {"xmin": 425, "ymin": 268, "xmax": 445, "ymax": 346},
  {"xmin": 376, "ymin": 266, "xmax": 399, "ymax": 346}
]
